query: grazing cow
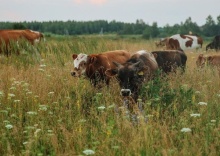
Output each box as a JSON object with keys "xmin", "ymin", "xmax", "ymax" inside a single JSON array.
[
  {"xmin": 105, "ymin": 50, "xmax": 158, "ymax": 102},
  {"xmin": 0, "ymin": 29, "xmax": 44, "ymax": 55},
  {"xmin": 71, "ymin": 50, "xmax": 131, "ymax": 86},
  {"xmin": 151, "ymin": 50, "xmax": 187, "ymax": 73},
  {"xmin": 206, "ymin": 35, "xmax": 220, "ymax": 51},
  {"xmin": 196, "ymin": 54, "xmax": 220, "ymax": 68},
  {"xmin": 166, "ymin": 34, "xmax": 203, "ymax": 51},
  {"xmin": 155, "ymin": 38, "xmax": 168, "ymax": 48}
]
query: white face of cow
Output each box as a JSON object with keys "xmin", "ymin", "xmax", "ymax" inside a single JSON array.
[{"xmin": 71, "ymin": 53, "xmax": 88, "ymax": 77}]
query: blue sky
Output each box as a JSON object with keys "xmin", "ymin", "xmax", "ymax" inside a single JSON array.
[{"xmin": 0, "ymin": 0, "xmax": 219, "ymax": 27}]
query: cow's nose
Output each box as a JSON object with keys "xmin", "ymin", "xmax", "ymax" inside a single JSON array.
[
  {"xmin": 120, "ymin": 89, "xmax": 131, "ymax": 97},
  {"xmin": 71, "ymin": 72, "xmax": 76, "ymax": 76}
]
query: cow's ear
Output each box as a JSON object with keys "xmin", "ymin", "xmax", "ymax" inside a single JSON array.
[
  {"xmin": 105, "ymin": 69, "xmax": 118, "ymax": 77},
  {"xmin": 72, "ymin": 54, "xmax": 78, "ymax": 60},
  {"xmin": 152, "ymin": 53, "xmax": 157, "ymax": 59}
]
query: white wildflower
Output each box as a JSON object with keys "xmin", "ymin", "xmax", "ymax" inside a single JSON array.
[
  {"xmin": 14, "ymin": 100, "xmax": 20, "ymax": 103},
  {"xmin": 48, "ymin": 92, "xmax": 54, "ymax": 96},
  {"xmin": 40, "ymin": 64, "xmax": 46, "ymax": 68},
  {"xmin": 181, "ymin": 128, "xmax": 191, "ymax": 133},
  {"xmin": 38, "ymin": 68, "xmax": 44, "ymax": 72},
  {"xmin": 190, "ymin": 113, "xmax": 201, "ymax": 117},
  {"xmin": 211, "ymin": 120, "xmax": 216, "ymax": 123},
  {"xmin": 83, "ymin": 149, "xmax": 95, "ymax": 155},
  {"xmin": 198, "ymin": 102, "xmax": 207, "ymax": 105},
  {"xmin": 27, "ymin": 111, "xmax": 38, "ymax": 115},
  {"xmin": 5, "ymin": 124, "xmax": 13, "ymax": 129},
  {"xmin": 8, "ymin": 93, "xmax": 15, "ymax": 97},
  {"xmin": 98, "ymin": 106, "xmax": 105, "ymax": 110}
]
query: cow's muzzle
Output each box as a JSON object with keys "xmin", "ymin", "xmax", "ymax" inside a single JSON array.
[
  {"xmin": 120, "ymin": 89, "xmax": 131, "ymax": 97},
  {"xmin": 71, "ymin": 71, "xmax": 76, "ymax": 77}
]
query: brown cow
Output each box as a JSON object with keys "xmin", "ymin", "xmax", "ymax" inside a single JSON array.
[
  {"xmin": 151, "ymin": 50, "xmax": 187, "ymax": 73},
  {"xmin": 105, "ymin": 50, "xmax": 158, "ymax": 102},
  {"xmin": 71, "ymin": 50, "xmax": 131, "ymax": 87},
  {"xmin": 196, "ymin": 54, "xmax": 220, "ymax": 69},
  {"xmin": 0, "ymin": 29, "xmax": 44, "ymax": 55},
  {"xmin": 166, "ymin": 34, "xmax": 203, "ymax": 50},
  {"xmin": 155, "ymin": 38, "xmax": 168, "ymax": 48}
]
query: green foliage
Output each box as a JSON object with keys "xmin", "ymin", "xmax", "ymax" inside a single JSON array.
[{"xmin": 140, "ymin": 72, "xmax": 194, "ymax": 117}]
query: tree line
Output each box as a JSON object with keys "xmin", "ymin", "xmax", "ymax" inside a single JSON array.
[{"xmin": 0, "ymin": 15, "xmax": 220, "ymax": 39}]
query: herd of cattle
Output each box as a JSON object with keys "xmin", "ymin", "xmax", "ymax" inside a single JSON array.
[
  {"xmin": 71, "ymin": 33, "xmax": 220, "ymax": 102},
  {"xmin": 0, "ymin": 29, "xmax": 220, "ymax": 102}
]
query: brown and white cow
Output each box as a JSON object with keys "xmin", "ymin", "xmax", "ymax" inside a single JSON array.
[
  {"xmin": 196, "ymin": 54, "xmax": 220, "ymax": 68},
  {"xmin": 151, "ymin": 50, "xmax": 187, "ymax": 73},
  {"xmin": 0, "ymin": 29, "xmax": 44, "ymax": 55},
  {"xmin": 71, "ymin": 50, "xmax": 131, "ymax": 86},
  {"xmin": 105, "ymin": 50, "xmax": 158, "ymax": 101},
  {"xmin": 166, "ymin": 34, "xmax": 203, "ymax": 51}
]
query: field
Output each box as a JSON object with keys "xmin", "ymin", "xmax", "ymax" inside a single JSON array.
[{"xmin": 0, "ymin": 35, "xmax": 220, "ymax": 155}]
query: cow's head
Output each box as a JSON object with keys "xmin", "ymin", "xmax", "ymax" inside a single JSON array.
[
  {"xmin": 71, "ymin": 53, "xmax": 88, "ymax": 77},
  {"xmin": 105, "ymin": 61, "xmax": 149, "ymax": 100},
  {"xmin": 196, "ymin": 54, "xmax": 212, "ymax": 68}
]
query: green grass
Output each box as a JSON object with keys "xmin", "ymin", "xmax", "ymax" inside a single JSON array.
[{"xmin": 0, "ymin": 35, "xmax": 220, "ymax": 155}]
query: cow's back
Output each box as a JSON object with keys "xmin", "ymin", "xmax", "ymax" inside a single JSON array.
[
  {"xmin": 99, "ymin": 50, "xmax": 131, "ymax": 69},
  {"xmin": 152, "ymin": 50, "xmax": 187, "ymax": 73},
  {"xmin": 167, "ymin": 34, "xmax": 202, "ymax": 50}
]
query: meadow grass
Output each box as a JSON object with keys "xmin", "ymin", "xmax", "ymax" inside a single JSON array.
[{"xmin": 0, "ymin": 35, "xmax": 220, "ymax": 155}]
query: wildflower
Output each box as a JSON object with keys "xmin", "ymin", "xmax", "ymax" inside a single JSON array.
[
  {"xmin": 83, "ymin": 149, "xmax": 95, "ymax": 155},
  {"xmin": 48, "ymin": 92, "xmax": 54, "ymax": 96},
  {"xmin": 190, "ymin": 113, "xmax": 201, "ymax": 117},
  {"xmin": 181, "ymin": 128, "xmax": 191, "ymax": 133},
  {"xmin": 198, "ymin": 102, "xmax": 207, "ymax": 105},
  {"xmin": 195, "ymin": 91, "xmax": 201, "ymax": 94},
  {"xmin": 39, "ymin": 105, "xmax": 47, "ymax": 111},
  {"xmin": 40, "ymin": 64, "xmax": 46, "ymax": 68},
  {"xmin": 23, "ymin": 142, "xmax": 28, "ymax": 145},
  {"xmin": 14, "ymin": 100, "xmax": 20, "ymax": 103},
  {"xmin": 98, "ymin": 106, "xmax": 105, "ymax": 110},
  {"xmin": 34, "ymin": 129, "xmax": 41, "ymax": 137},
  {"xmin": 5, "ymin": 124, "xmax": 13, "ymax": 129},
  {"xmin": 211, "ymin": 120, "xmax": 216, "ymax": 123},
  {"xmin": 27, "ymin": 111, "xmax": 38, "ymax": 115},
  {"xmin": 26, "ymin": 91, "xmax": 32, "ymax": 95},
  {"xmin": 9, "ymin": 87, "xmax": 16, "ymax": 90},
  {"xmin": 8, "ymin": 93, "xmax": 15, "ymax": 97},
  {"xmin": 38, "ymin": 68, "xmax": 44, "ymax": 72}
]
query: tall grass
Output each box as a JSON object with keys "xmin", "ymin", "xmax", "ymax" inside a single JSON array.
[{"xmin": 0, "ymin": 35, "xmax": 219, "ymax": 155}]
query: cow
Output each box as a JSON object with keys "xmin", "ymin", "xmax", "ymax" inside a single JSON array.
[
  {"xmin": 166, "ymin": 34, "xmax": 203, "ymax": 51},
  {"xmin": 71, "ymin": 50, "xmax": 131, "ymax": 87},
  {"xmin": 0, "ymin": 29, "xmax": 44, "ymax": 55},
  {"xmin": 151, "ymin": 50, "xmax": 187, "ymax": 73},
  {"xmin": 155, "ymin": 38, "xmax": 168, "ymax": 48},
  {"xmin": 206, "ymin": 35, "xmax": 220, "ymax": 51},
  {"xmin": 196, "ymin": 54, "xmax": 220, "ymax": 68},
  {"xmin": 105, "ymin": 50, "xmax": 158, "ymax": 102}
]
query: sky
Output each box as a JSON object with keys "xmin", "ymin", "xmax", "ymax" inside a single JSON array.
[{"xmin": 0, "ymin": 0, "xmax": 219, "ymax": 27}]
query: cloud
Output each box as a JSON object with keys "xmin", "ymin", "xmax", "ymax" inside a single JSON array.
[{"xmin": 73, "ymin": 0, "xmax": 107, "ymax": 5}]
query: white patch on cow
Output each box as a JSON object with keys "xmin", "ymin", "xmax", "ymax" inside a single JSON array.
[
  {"xmin": 170, "ymin": 34, "xmax": 201, "ymax": 50},
  {"xmin": 73, "ymin": 53, "xmax": 88, "ymax": 69},
  {"xmin": 136, "ymin": 50, "xmax": 148, "ymax": 55}
]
